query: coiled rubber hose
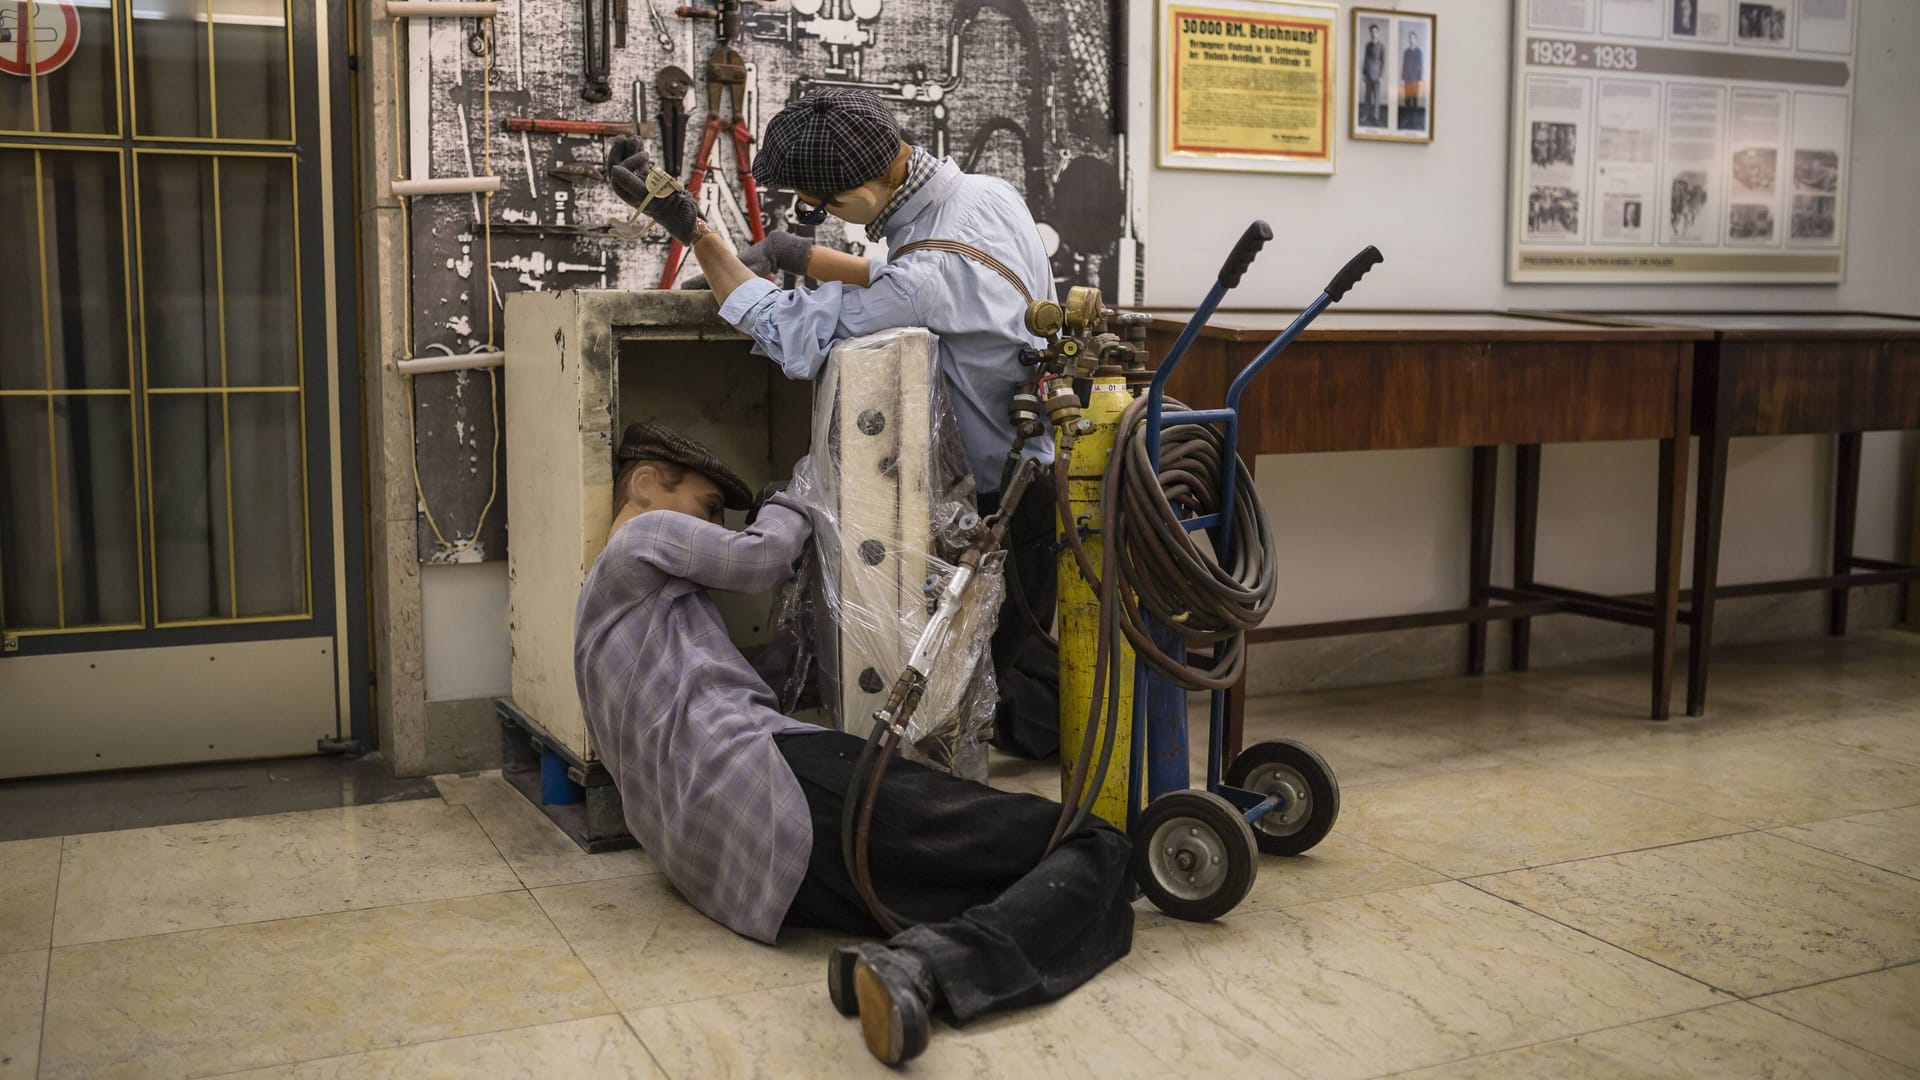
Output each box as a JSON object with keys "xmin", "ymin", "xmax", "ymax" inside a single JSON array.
[
  {"xmin": 842, "ymin": 396, "xmax": 1276, "ymax": 931},
  {"xmin": 1051, "ymin": 393, "xmax": 1275, "ymax": 847}
]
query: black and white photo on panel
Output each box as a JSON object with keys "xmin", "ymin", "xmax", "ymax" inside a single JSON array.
[
  {"xmin": 1736, "ymin": 1, "xmax": 1788, "ymax": 45},
  {"xmin": 1531, "ymin": 121, "xmax": 1577, "ymax": 169},
  {"xmin": 1669, "ymin": 169, "xmax": 1709, "ymax": 241}
]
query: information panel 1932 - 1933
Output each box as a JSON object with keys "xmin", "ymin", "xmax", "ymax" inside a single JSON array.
[{"xmin": 1508, "ymin": 0, "xmax": 1855, "ymax": 283}]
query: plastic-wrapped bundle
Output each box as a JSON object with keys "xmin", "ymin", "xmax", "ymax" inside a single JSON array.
[{"xmin": 772, "ymin": 328, "xmax": 1001, "ymax": 781}]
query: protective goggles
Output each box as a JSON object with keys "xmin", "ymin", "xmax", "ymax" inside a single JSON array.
[{"xmin": 795, "ymin": 197, "xmax": 831, "ymax": 226}]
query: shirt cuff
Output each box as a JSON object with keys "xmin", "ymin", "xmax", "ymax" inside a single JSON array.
[{"xmin": 717, "ymin": 277, "xmax": 778, "ymax": 327}]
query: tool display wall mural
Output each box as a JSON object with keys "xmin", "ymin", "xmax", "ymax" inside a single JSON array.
[{"xmin": 404, "ymin": 0, "xmax": 1136, "ymax": 562}]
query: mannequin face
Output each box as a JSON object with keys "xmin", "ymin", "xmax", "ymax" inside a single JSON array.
[
  {"xmin": 795, "ymin": 142, "xmax": 912, "ymax": 226},
  {"xmin": 797, "ymin": 175, "xmax": 893, "ymax": 226}
]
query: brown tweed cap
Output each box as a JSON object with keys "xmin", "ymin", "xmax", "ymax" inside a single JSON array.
[{"xmin": 614, "ymin": 421, "xmax": 754, "ymax": 511}]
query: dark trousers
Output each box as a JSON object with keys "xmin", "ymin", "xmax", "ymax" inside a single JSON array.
[
  {"xmin": 776, "ymin": 730, "xmax": 1133, "ymax": 1025},
  {"xmin": 981, "ymin": 483, "xmax": 1061, "ymax": 759}
]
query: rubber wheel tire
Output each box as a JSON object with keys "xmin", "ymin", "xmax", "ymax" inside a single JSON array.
[
  {"xmin": 1226, "ymin": 739, "xmax": 1340, "ymax": 856},
  {"xmin": 1130, "ymin": 790, "xmax": 1259, "ymax": 922}
]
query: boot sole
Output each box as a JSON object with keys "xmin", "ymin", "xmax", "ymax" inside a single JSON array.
[{"xmin": 854, "ymin": 959, "xmax": 930, "ymax": 1066}]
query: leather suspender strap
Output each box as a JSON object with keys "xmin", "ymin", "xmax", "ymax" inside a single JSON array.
[{"xmin": 889, "ymin": 239, "xmax": 1034, "ymax": 303}]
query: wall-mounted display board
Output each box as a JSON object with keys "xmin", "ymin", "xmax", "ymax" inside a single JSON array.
[
  {"xmin": 1507, "ymin": 0, "xmax": 1855, "ymax": 283},
  {"xmin": 1159, "ymin": 0, "xmax": 1338, "ymax": 174}
]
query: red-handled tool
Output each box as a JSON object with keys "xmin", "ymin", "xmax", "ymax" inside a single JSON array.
[{"xmin": 503, "ymin": 117, "xmax": 639, "ymax": 138}]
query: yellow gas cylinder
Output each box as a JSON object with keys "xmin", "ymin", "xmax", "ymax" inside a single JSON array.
[{"xmin": 1057, "ymin": 372, "xmax": 1134, "ymax": 828}]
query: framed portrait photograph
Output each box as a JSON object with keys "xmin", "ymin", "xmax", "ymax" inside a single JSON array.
[
  {"xmin": 1158, "ymin": 0, "xmax": 1339, "ymax": 175},
  {"xmin": 1350, "ymin": 8, "xmax": 1435, "ymax": 143}
]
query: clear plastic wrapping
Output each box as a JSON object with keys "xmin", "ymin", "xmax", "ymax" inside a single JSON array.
[{"xmin": 771, "ymin": 327, "xmax": 1001, "ymax": 781}]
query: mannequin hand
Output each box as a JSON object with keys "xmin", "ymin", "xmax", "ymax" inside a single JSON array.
[
  {"xmin": 604, "ymin": 136, "xmax": 704, "ymax": 245},
  {"xmin": 682, "ymin": 232, "xmax": 814, "ymax": 289}
]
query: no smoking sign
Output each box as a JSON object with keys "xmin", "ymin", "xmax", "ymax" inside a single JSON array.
[{"xmin": 0, "ymin": 0, "xmax": 82, "ymax": 78}]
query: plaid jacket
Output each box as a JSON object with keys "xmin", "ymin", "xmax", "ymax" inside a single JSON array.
[{"xmin": 574, "ymin": 499, "xmax": 824, "ymax": 944}]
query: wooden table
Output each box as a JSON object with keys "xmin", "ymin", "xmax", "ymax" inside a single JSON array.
[
  {"xmin": 1529, "ymin": 311, "xmax": 1920, "ymax": 715},
  {"xmin": 1143, "ymin": 310, "xmax": 1713, "ymax": 758}
]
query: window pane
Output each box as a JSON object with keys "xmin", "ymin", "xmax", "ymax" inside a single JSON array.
[
  {"xmin": 228, "ymin": 391, "xmax": 305, "ymax": 616},
  {"xmin": 0, "ymin": 0, "xmax": 119, "ymax": 135},
  {"xmin": 0, "ymin": 399, "xmax": 58, "ymax": 629},
  {"xmin": 130, "ymin": 0, "xmax": 215, "ymax": 138},
  {"xmin": 52, "ymin": 394, "xmax": 142, "ymax": 627},
  {"xmin": 42, "ymin": 150, "xmax": 133, "ymax": 390},
  {"xmin": 0, "ymin": 148, "xmax": 47, "ymax": 391},
  {"xmin": 211, "ymin": 0, "xmax": 290, "ymax": 141},
  {"xmin": 217, "ymin": 155, "xmax": 297, "ymax": 386},
  {"xmin": 150, "ymin": 393, "xmax": 233, "ymax": 622},
  {"xmin": 137, "ymin": 153, "xmax": 221, "ymax": 388}
]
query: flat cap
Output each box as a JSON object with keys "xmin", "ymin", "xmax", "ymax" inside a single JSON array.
[
  {"xmin": 615, "ymin": 421, "xmax": 754, "ymax": 512},
  {"xmin": 751, "ymin": 88, "xmax": 902, "ymax": 195}
]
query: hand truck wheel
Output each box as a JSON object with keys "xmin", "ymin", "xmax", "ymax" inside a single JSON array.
[
  {"xmin": 1225, "ymin": 739, "xmax": 1340, "ymax": 856},
  {"xmin": 1130, "ymin": 790, "xmax": 1259, "ymax": 922}
]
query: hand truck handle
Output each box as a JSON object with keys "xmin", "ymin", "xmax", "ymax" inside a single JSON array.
[
  {"xmin": 1217, "ymin": 221, "xmax": 1273, "ymax": 289},
  {"xmin": 1324, "ymin": 245, "xmax": 1383, "ymax": 303}
]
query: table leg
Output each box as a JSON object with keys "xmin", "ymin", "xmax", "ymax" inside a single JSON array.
[
  {"xmin": 1467, "ymin": 445, "xmax": 1497, "ymax": 675},
  {"xmin": 1687, "ymin": 430, "xmax": 1730, "ymax": 717},
  {"xmin": 1651, "ymin": 434, "xmax": 1690, "ymax": 721},
  {"xmin": 1830, "ymin": 431, "xmax": 1863, "ymax": 637},
  {"xmin": 1510, "ymin": 444, "xmax": 1542, "ymax": 671}
]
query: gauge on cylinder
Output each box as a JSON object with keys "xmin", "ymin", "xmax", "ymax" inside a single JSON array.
[
  {"xmin": 792, "ymin": 0, "xmax": 823, "ymax": 13},
  {"xmin": 1025, "ymin": 299, "xmax": 1064, "ymax": 338},
  {"xmin": 1063, "ymin": 285, "xmax": 1104, "ymax": 335},
  {"xmin": 850, "ymin": 0, "xmax": 882, "ymax": 18}
]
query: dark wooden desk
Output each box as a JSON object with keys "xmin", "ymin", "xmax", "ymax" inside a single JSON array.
[
  {"xmin": 1144, "ymin": 310, "xmax": 1713, "ymax": 757},
  {"xmin": 1528, "ymin": 311, "xmax": 1920, "ymax": 715}
]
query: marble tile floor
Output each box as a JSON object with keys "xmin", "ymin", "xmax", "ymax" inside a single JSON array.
[{"xmin": 1, "ymin": 630, "xmax": 1915, "ymax": 1078}]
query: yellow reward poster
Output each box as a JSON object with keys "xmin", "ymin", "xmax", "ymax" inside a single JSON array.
[{"xmin": 1160, "ymin": 0, "xmax": 1337, "ymax": 174}]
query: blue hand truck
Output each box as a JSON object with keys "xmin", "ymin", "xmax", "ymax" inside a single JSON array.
[{"xmin": 1124, "ymin": 223, "xmax": 1383, "ymax": 920}]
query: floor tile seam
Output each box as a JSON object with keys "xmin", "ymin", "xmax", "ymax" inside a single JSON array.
[
  {"xmin": 615, "ymin": 972, "xmax": 834, "ymax": 1017},
  {"xmin": 181, "ymin": 1009, "xmax": 633, "ymax": 1079},
  {"xmin": 1361, "ymin": 999, "xmax": 1752, "ymax": 1080},
  {"xmin": 1776, "ymin": 725, "xmax": 1920, "ymax": 765},
  {"xmin": 1339, "ymin": 803, "xmax": 1756, "ymax": 880},
  {"xmin": 523, "ymin": 878, "xmax": 626, "ymax": 1017},
  {"xmin": 615, "ymin": 1011, "xmax": 678, "ymax": 1080},
  {"xmin": 1115, "ymin": 957, "xmax": 1317, "ymax": 1080},
  {"xmin": 1742, "ymin": 958, "xmax": 1920, "ymax": 1008},
  {"xmin": 455, "ymin": 801, "xmax": 537, "ymax": 892},
  {"xmin": 1743, "ymin": 993, "xmax": 1920, "ymax": 1073},
  {"xmin": 1761, "ymin": 827, "xmax": 1920, "ymax": 884},
  {"xmin": 1512, "ymin": 756, "xmax": 1765, "ymax": 832},
  {"xmin": 1447, "ymin": 822, "xmax": 1765, "ymax": 882},
  {"xmin": 46, "ymin": 884, "xmax": 538, "ymax": 951},
  {"xmin": 35, "ymin": 835, "xmax": 66, "ymax": 1078},
  {"xmin": 516, "ymin": 865, "xmax": 668, "ymax": 892},
  {"xmin": 1452, "ymin": 876, "xmax": 1736, "ymax": 998}
]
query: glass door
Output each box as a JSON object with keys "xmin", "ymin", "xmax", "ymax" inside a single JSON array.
[{"xmin": 0, "ymin": 0, "xmax": 347, "ymax": 778}]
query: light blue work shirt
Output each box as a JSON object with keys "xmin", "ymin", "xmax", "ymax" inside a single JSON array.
[{"xmin": 717, "ymin": 157, "xmax": 1056, "ymax": 495}]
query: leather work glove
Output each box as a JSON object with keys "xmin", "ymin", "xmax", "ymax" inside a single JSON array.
[
  {"xmin": 604, "ymin": 136, "xmax": 704, "ymax": 245},
  {"xmin": 682, "ymin": 232, "xmax": 815, "ymax": 289}
]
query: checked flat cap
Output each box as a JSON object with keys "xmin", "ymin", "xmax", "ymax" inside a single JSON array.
[
  {"xmin": 751, "ymin": 89, "xmax": 902, "ymax": 195},
  {"xmin": 615, "ymin": 421, "xmax": 754, "ymax": 512}
]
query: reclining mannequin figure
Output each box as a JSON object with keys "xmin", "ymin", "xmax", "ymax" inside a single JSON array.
[{"xmin": 573, "ymin": 422, "xmax": 1133, "ymax": 1066}]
